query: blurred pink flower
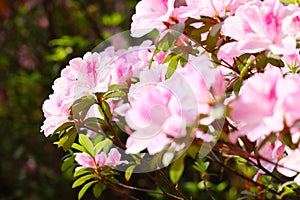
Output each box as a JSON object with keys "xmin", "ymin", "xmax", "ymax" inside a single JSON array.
[
  {"xmin": 230, "ymin": 69, "xmax": 284, "ymax": 141},
  {"xmin": 231, "ymin": 68, "xmax": 300, "ymax": 143},
  {"xmin": 219, "ymin": 0, "xmax": 298, "ymax": 59},
  {"xmin": 37, "ymin": 16, "xmax": 49, "ymax": 28},
  {"xmin": 276, "ymin": 75, "xmax": 300, "ymax": 127},
  {"xmin": 131, "ymin": 0, "xmax": 186, "ymax": 37},
  {"xmin": 177, "ymin": 0, "xmax": 251, "ymax": 19},
  {"xmin": 256, "ymin": 139, "xmax": 285, "ymax": 173},
  {"xmin": 277, "ymin": 148, "xmax": 300, "ymax": 185}
]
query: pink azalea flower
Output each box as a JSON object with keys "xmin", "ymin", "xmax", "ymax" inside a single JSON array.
[
  {"xmin": 41, "ymin": 94, "xmax": 71, "ymax": 137},
  {"xmin": 230, "ymin": 69, "xmax": 284, "ymax": 141},
  {"xmin": 256, "ymin": 139, "xmax": 285, "ymax": 173},
  {"xmin": 131, "ymin": 0, "xmax": 186, "ymax": 37},
  {"xmin": 177, "ymin": 0, "xmax": 251, "ymax": 19},
  {"xmin": 75, "ymin": 152, "xmax": 96, "ymax": 171},
  {"xmin": 277, "ymin": 148, "xmax": 300, "ymax": 185},
  {"xmin": 276, "ymin": 75, "xmax": 300, "ymax": 127},
  {"xmin": 41, "ymin": 42, "xmax": 154, "ymax": 137},
  {"xmin": 105, "ymin": 148, "xmax": 128, "ymax": 166},
  {"xmin": 219, "ymin": 0, "xmax": 298, "ymax": 59},
  {"xmin": 123, "ymin": 54, "xmax": 225, "ymax": 155},
  {"xmin": 75, "ymin": 148, "xmax": 127, "ymax": 171}
]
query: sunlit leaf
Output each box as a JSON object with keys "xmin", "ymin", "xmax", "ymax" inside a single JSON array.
[
  {"xmin": 74, "ymin": 167, "xmax": 95, "ymax": 177},
  {"xmin": 78, "ymin": 180, "xmax": 97, "ymax": 200},
  {"xmin": 125, "ymin": 165, "xmax": 136, "ymax": 181},
  {"xmin": 169, "ymin": 156, "xmax": 185, "ymax": 184},
  {"xmin": 79, "ymin": 134, "xmax": 95, "ymax": 156},
  {"xmin": 72, "ymin": 174, "xmax": 97, "ymax": 188}
]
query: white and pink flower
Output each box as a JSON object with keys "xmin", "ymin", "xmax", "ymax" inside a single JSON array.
[{"xmin": 75, "ymin": 148, "xmax": 127, "ymax": 171}]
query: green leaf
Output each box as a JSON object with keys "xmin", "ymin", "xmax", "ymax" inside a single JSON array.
[
  {"xmin": 169, "ymin": 156, "xmax": 185, "ymax": 184},
  {"xmin": 187, "ymin": 145, "xmax": 200, "ymax": 159},
  {"xmin": 166, "ymin": 55, "xmax": 180, "ymax": 79},
  {"xmin": 206, "ymin": 23, "xmax": 222, "ymax": 51},
  {"xmin": 71, "ymin": 143, "xmax": 85, "ymax": 152},
  {"xmin": 108, "ymin": 84, "xmax": 128, "ymax": 90},
  {"xmin": 234, "ymin": 54, "xmax": 251, "ymax": 72},
  {"xmin": 162, "ymin": 53, "xmax": 175, "ymax": 64},
  {"xmin": 255, "ymin": 54, "xmax": 268, "ymax": 70},
  {"xmin": 79, "ymin": 134, "xmax": 95, "ymax": 156},
  {"xmin": 72, "ymin": 174, "xmax": 97, "ymax": 188},
  {"xmin": 74, "ymin": 167, "xmax": 95, "ymax": 177},
  {"xmin": 179, "ymin": 54, "xmax": 189, "ymax": 67},
  {"xmin": 93, "ymin": 182, "xmax": 107, "ymax": 198},
  {"xmin": 61, "ymin": 156, "xmax": 75, "ymax": 172},
  {"xmin": 233, "ymin": 78, "xmax": 243, "ymax": 96},
  {"xmin": 268, "ymin": 57, "xmax": 285, "ymax": 68},
  {"xmin": 103, "ymin": 91, "xmax": 126, "ymax": 100},
  {"xmin": 55, "ymin": 127, "xmax": 77, "ymax": 151},
  {"xmin": 199, "ymin": 16, "xmax": 217, "ymax": 23},
  {"xmin": 71, "ymin": 95, "xmax": 95, "ymax": 120},
  {"xmin": 78, "ymin": 180, "xmax": 98, "ymax": 200},
  {"xmin": 98, "ymin": 101, "xmax": 112, "ymax": 119},
  {"xmin": 125, "ymin": 165, "xmax": 136, "ymax": 181},
  {"xmin": 94, "ymin": 139, "xmax": 110, "ymax": 154},
  {"xmin": 193, "ymin": 158, "xmax": 210, "ymax": 173},
  {"xmin": 84, "ymin": 117, "xmax": 106, "ymax": 133},
  {"xmin": 52, "ymin": 122, "xmax": 75, "ymax": 135}
]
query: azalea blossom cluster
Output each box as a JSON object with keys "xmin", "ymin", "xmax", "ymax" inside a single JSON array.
[
  {"xmin": 129, "ymin": 0, "xmax": 300, "ymax": 182},
  {"xmin": 75, "ymin": 148, "xmax": 128, "ymax": 171},
  {"xmin": 230, "ymin": 69, "xmax": 300, "ymax": 183},
  {"xmin": 132, "ymin": 0, "xmax": 300, "ymax": 65},
  {"xmin": 41, "ymin": 40, "xmax": 226, "ymax": 155},
  {"xmin": 41, "ymin": 0, "xmax": 300, "ymax": 198}
]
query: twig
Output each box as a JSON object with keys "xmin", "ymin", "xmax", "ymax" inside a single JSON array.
[{"xmin": 158, "ymin": 169, "xmax": 188, "ymax": 200}]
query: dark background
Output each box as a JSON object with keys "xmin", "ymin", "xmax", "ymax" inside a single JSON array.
[{"xmin": 0, "ymin": 0, "xmax": 137, "ymax": 199}]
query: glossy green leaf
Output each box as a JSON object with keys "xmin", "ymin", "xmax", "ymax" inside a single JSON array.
[
  {"xmin": 52, "ymin": 122, "xmax": 75, "ymax": 135},
  {"xmin": 166, "ymin": 55, "xmax": 180, "ymax": 79},
  {"xmin": 56, "ymin": 127, "xmax": 77, "ymax": 151},
  {"xmin": 72, "ymin": 174, "xmax": 97, "ymax": 188},
  {"xmin": 71, "ymin": 143, "xmax": 85, "ymax": 152},
  {"xmin": 103, "ymin": 91, "xmax": 126, "ymax": 99},
  {"xmin": 78, "ymin": 180, "xmax": 97, "ymax": 200},
  {"xmin": 108, "ymin": 83, "xmax": 128, "ymax": 90},
  {"xmin": 79, "ymin": 134, "xmax": 95, "ymax": 156},
  {"xmin": 94, "ymin": 139, "xmax": 110, "ymax": 154},
  {"xmin": 74, "ymin": 167, "xmax": 95, "ymax": 177},
  {"xmin": 125, "ymin": 165, "xmax": 136, "ymax": 181}
]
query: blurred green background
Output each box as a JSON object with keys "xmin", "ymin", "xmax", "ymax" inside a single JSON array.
[{"xmin": 0, "ymin": 0, "xmax": 137, "ymax": 199}]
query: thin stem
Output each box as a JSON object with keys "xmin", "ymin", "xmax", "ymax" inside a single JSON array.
[
  {"xmin": 208, "ymin": 151, "xmax": 280, "ymax": 196},
  {"xmin": 158, "ymin": 169, "xmax": 188, "ymax": 200},
  {"xmin": 97, "ymin": 102, "xmax": 126, "ymax": 150},
  {"xmin": 118, "ymin": 182, "xmax": 182, "ymax": 199},
  {"xmin": 105, "ymin": 181, "xmax": 139, "ymax": 200},
  {"xmin": 153, "ymin": 172, "xmax": 185, "ymax": 200}
]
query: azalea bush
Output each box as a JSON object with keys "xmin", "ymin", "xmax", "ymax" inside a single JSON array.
[{"xmin": 41, "ymin": 0, "xmax": 300, "ymax": 199}]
